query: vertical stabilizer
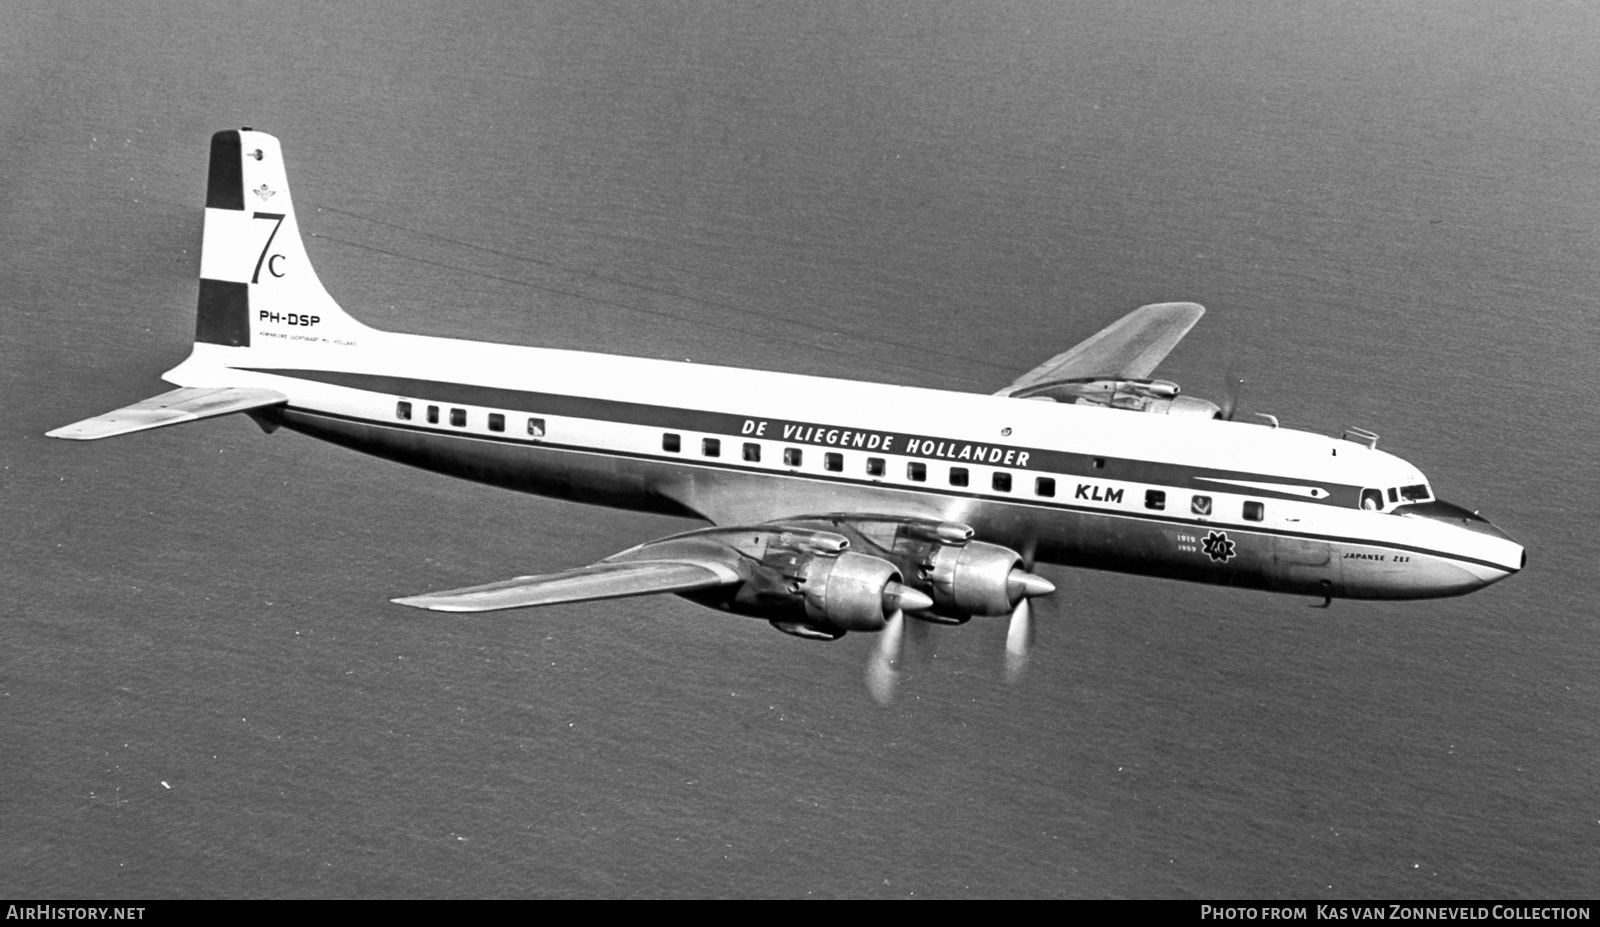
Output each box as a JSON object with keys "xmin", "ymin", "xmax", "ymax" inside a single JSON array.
[{"xmin": 192, "ymin": 128, "xmax": 370, "ymax": 353}]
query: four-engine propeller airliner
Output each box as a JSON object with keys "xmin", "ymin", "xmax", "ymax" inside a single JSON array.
[{"xmin": 51, "ymin": 129, "xmax": 1525, "ymax": 701}]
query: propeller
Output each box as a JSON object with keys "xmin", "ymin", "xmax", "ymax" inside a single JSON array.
[
  {"xmin": 904, "ymin": 605, "xmax": 936, "ymax": 665},
  {"xmin": 865, "ymin": 608, "xmax": 906, "ymax": 705},
  {"xmin": 1003, "ymin": 597, "xmax": 1033, "ymax": 685},
  {"xmin": 1003, "ymin": 539, "xmax": 1049, "ymax": 685},
  {"xmin": 865, "ymin": 581, "xmax": 931, "ymax": 705},
  {"xmin": 1220, "ymin": 374, "xmax": 1246, "ymax": 422}
]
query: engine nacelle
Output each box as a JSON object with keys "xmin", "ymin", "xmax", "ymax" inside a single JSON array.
[
  {"xmin": 925, "ymin": 541, "xmax": 1023, "ymax": 617},
  {"xmin": 1009, "ymin": 378, "xmax": 1222, "ymax": 419},
  {"xmin": 1144, "ymin": 395, "xmax": 1223, "ymax": 419},
  {"xmin": 800, "ymin": 551, "xmax": 903, "ymax": 632}
]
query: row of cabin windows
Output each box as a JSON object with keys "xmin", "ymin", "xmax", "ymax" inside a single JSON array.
[
  {"xmin": 394, "ymin": 402, "xmax": 545, "ymax": 437},
  {"xmin": 659, "ymin": 432, "xmax": 1269, "ymax": 516},
  {"xmin": 662, "ymin": 433, "xmax": 1038, "ymax": 494}
]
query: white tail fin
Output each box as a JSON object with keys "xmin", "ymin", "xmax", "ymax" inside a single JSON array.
[{"xmin": 193, "ymin": 128, "xmax": 370, "ymax": 351}]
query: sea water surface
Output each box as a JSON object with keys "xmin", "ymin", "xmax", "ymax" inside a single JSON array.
[{"xmin": 2, "ymin": 1, "xmax": 1596, "ymax": 898}]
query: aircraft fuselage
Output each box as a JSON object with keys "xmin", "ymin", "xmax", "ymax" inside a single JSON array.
[{"xmin": 170, "ymin": 328, "xmax": 1522, "ymax": 604}]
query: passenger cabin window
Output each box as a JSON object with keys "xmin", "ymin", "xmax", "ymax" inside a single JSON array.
[
  {"xmin": 743, "ymin": 443, "xmax": 760, "ymax": 462},
  {"xmin": 907, "ymin": 462, "xmax": 927, "ymax": 482},
  {"xmin": 1243, "ymin": 501, "xmax": 1264, "ymax": 522},
  {"xmin": 1092, "ymin": 457, "xmax": 1106, "ymax": 470},
  {"xmin": 1360, "ymin": 488, "xmax": 1384, "ymax": 511},
  {"xmin": 992, "ymin": 472, "xmax": 1012, "ymax": 492},
  {"xmin": 527, "ymin": 417, "xmax": 545, "ymax": 438},
  {"xmin": 1035, "ymin": 477, "xmax": 1056, "ymax": 498},
  {"xmin": 1145, "ymin": 490, "xmax": 1166, "ymax": 511},
  {"xmin": 1191, "ymin": 494, "xmax": 1212, "ymax": 516},
  {"xmin": 488, "ymin": 413, "xmax": 505, "ymax": 433},
  {"xmin": 702, "ymin": 438, "xmax": 721, "ymax": 457},
  {"xmin": 426, "ymin": 405, "xmax": 439, "ymax": 425},
  {"xmin": 824, "ymin": 452, "xmax": 843, "ymax": 472},
  {"xmin": 396, "ymin": 401, "xmax": 412, "ymax": 421},
  {"xmin": 949, "ymin": 467, "xmax": 969, "ymax": 487},
  {"xmin": 662, "ymin": 433, "xmax": 681, "ymax": 453},
  {"xmin": 866, "ymin": 457, "xmax": 886, "ymax": 477},
  {"xmin": 450, "ymin": 408, "xmax": 466, "ymax": 427},
  {"xmin": 783, "ymin": 447, "xmax": 802, "ymax": 467}
]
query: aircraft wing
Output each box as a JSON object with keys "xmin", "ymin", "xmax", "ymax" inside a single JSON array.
[
  {"xmin": 48, "ymin": 386, "xmax": 289, "ymax": 440},
  {"xmin": 392, "ymin": 558, "xmax": 742, "ymax": 613},
  {"xmin": 996, "ymin": 302, "xmax": 1205, "ymax": 395}
]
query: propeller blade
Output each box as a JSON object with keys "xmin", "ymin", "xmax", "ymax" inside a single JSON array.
[
  {"xmin": 1004, "ymin": 537, "xmax": 1041, "ymax": 685},
  {"xmin": 1003, "ymin": 597, "xmax": 1032, "ymax": 685},
  {"xmin": 865, "ymin": 609, "xmax": 906, "ymax": 705},
  {"xmin": 1221, "ymin": 374, "xmax": 1246, "ymax": 422},
  {"xmin": 905, "ymin": 608, "xmax": 936, "ymax": 667}
]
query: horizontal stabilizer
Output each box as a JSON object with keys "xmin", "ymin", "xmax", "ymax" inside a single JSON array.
[
  {"xmin": 999, "ymin": 302, "xmax": 1205, "ymax": 394},
  {"xmin": 47, "ymin": 386, "xmax": 288, "ymax": 440},
  {"xmin": 392, "ymin": 559, "xmax": 742, "ymax": 613}
]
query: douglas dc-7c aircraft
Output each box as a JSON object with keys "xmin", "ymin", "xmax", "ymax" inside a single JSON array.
[{"xmin": 51, "ymin": 129, "xmax": 1525, "ymax": 701}]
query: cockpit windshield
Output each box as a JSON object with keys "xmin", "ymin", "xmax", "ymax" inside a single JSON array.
[{"xmin": 1363, "ymin": 484, "xmax": 1433, "ymax": 511}]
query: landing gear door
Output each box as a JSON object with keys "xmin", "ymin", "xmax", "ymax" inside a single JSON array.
[{"xmin": 1273, "ymin": 535, "xmax": 1341, "ymax": 594}]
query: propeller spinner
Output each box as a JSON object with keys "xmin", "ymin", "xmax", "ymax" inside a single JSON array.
[{"xmin": 866, "ymin": 563, "xmax": 1054, "ymax": 703}]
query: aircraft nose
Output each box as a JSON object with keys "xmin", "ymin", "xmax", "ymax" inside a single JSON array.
[
  {"xmin": 1399, "ymin": 499, "xmax": 1525, "ymax": 582},
  {"xmin": 1489, "ymin": 532, "xmax": 1528, "ymax": 580}
]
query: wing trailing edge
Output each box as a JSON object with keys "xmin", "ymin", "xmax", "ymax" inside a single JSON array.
[{"xmin": 47, "ymin": 386, "xmax": 288, "ymax": 440}]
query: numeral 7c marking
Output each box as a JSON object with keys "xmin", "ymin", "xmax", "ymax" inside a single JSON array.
[{"xmin": 252, "ymin": 212, "xmax": 286, "ymax": 283}]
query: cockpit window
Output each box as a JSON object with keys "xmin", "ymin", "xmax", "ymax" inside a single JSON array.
[
  {"xmin": 1360, "ymin": 488, "xmax": 1384, "ymax": 511},
  {"xmin": 1398, "ymin": 484, "xmax": 1432, "ymax": 502}
]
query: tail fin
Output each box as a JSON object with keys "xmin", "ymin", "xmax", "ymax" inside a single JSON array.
[
  {"xmin": 49, "ymin": 128, "xmax": 361, "ymax": 440},
  {"xmin": 193, "ymin": 127, "xmax": 369, "ymax": 351}
]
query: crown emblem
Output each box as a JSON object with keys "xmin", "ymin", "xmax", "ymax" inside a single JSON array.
[{"xmin": 253, "ymin": 184, "xmax": 275, "ymax": 201}]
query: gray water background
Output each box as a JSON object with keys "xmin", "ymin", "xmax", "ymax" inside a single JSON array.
[{"xmin": 2, "ymin": 0, "xmax": 1596, "ymax": 898}]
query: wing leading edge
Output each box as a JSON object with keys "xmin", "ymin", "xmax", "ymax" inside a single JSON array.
[
  {"xmin": 392, "ymin": 559, "xmax": 742, "ymax": 613},
  {"xmin": 997, "ymin": 302, "xmax": 1204, "ymax": 395}
]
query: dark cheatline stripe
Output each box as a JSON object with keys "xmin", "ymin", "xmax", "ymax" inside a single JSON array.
[
  {"xmin": 196, "ymin": 279, "xmax": 250, "ymax": 346},
  {"xmin": 206, "ymin": 129, "xmax": 244, "ymax": 211},
  {"xmin": 282, "ymin": 406, "xmax": 1517, "ymax": 574},
  {"xmin": 239, "ymin": 367, "xmax": 1364, "ymax": 505}
]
